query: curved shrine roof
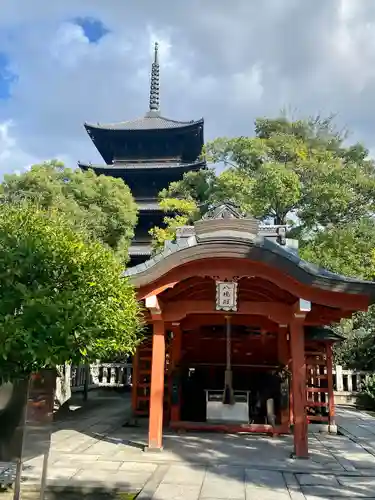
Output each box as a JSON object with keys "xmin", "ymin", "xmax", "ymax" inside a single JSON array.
[{"xmin": 123, "ymin": 202, "xmax": 375, "ymax": 305}]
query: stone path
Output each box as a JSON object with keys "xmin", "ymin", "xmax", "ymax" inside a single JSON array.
[
  {"xmin": 336, "ymin": 406, "xmax": 375, "ymax": 455},
  {"xmin": 2, "ymin": 397, "xmax": 375, "ymax": 498}
]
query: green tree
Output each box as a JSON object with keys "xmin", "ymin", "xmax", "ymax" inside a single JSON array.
[
  {"xmin": 204, "ymin": 117, "xmax": 375, "ymax": 228},
  {"xmin": 250, "ymin": 163, "xmax": 300, "ymax": 225},
  {"xmin": 297, "ymin": 154, "xmax": 374, "ymax": 229},
  {"xmin": 0, "ymin": 161, "xmax": 138, "ymax": 263},
  {"xmin": 299, "ymin": 221, "xmax": 375, "ymax": 370},
  {"xmin": 150, "ymin": 114, "xmax": 375, "ymax": 250},
  {"xmin": 332, "ymin": 307, "xmax": 375, "ymax": 372},
  {"xmin": 254, "ymin": 114, "xmax": 346, "ymax": 151},
  {"xmin": 149, "ymin": 168, "xmax": 253, "ymax": 252},
  {"xmin": 299, "ymin": 218, "xmax": 375, "ymax": 280},
  {"xmin": 158, "ymin": 169, "xmax": 218, "ymax": 214},
  {"xmin": 214, "ymin": 168, "xmax": 255, "ymax": 214},
  {"xmin": 0, "ymin": 203, "xmax": 143, "ymax": 382}
]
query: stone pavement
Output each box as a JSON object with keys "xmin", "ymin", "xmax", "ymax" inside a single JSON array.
[
  {"xmin": 2, "ymin": 395, "xmax": 375, "ymax": 498},
  {"xmin": 336, "ymin": 406, "xmax": 375, "ymax": 455}
]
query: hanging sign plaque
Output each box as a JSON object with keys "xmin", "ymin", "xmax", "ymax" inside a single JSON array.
[{"xmin": 215, "ymin": 281, "xmax": 238, "ymax": 311}]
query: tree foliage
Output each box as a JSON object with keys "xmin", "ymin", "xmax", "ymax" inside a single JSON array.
[
  {"xmin": 0, "ymin": 203, "xmax": 143, "ymax": 382},
  {"xmin": 0, "ymin": 161, "xmax": 138, "ymax": 263},
  {"xmin": 333, "ymin": 308, "xmax": 375, "ymax": 371},
  {"xmin": 151, "ymin": 114, "xmax": 375, "ymax": 249},
  {"xmin": 299, "ymin": 221, "xmax": 375, "ymax": 370},
  {"xmin": 203, "ymin": 116, "xmax": 375, "ymax": 226},
  {"xmin": 299, "ymin": 218, "xmax": 375, "ymax": 280},
  {"xmin": 149, "ymin": 167, "xmax": 254, "ymax": 252}
]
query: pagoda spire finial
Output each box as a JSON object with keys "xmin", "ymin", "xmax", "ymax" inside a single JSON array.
[{"xmin": 149, "ymin": 42, "xmax": 160, "ymax": 113}]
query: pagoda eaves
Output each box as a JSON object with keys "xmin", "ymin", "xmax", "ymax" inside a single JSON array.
[
  {"xmin": 83, "ymin": 118, "xmax": 204, "ymax": 165},
  {"xmin": 77, "ymin": 159, "xmax": 205, "ymax": 171},
  {"xmin": 84, "ymin": 113, "xmax": 203, "ymax": 131}
]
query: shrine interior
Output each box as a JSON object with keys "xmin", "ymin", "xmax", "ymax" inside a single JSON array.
[
  {"xmin": 177, "ymin": 324, "xmax": 285, "ymax": 425},
  {"xmin": 134, "ymin": 281, "xmax": 335, "ymax": 432}
]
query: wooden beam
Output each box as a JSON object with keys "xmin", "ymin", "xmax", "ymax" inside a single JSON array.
[
  {"xmin": 162, "ymin": 300, "xmax": 291, "ymax": 323},
  {"xmin": 148, "ymin": 320, "xmax": 166, "ymax": 450},
  {"xmin": 142, "ymin": 282, "xmax": 178, "ymax": 300},
  {"xmin": 180, "ymin": 314, "xmax": 278, "ymax": 331},
  {"xmin": 159, "ymin": 277, "xmax": 213, "ymax": 301},
  {"xmin": 293, "ymin": 299, "xmax": 311, "ymax": 318},
  {"xmin": 145, "ymin": 294, "xmax": 162, "ymax": 319}
]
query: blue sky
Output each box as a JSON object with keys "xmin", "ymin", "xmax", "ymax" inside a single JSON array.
[
  {"xmin": 1, "ymin": 1, "xmax": 375, "ymax": 175},
  {"xmin": 74, "ymin": 17, "xmax": 110, "ymax": 44},
  {"xmin": 0, "ymin": 52, "xmax": 17, "ymax": 100}
]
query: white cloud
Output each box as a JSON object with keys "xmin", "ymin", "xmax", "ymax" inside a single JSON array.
[
  {"xmin": 1, "ymin": 0, "xmax": 375, "ymax": 174},
  {"xmin": 231, "ymin": 65, "xmax": 264, "ymax": 105},
  {"xmin": 50, "ymin": 22, "xmax": 91, "ymax": 67},
  {"xmin": 0, "ymin": 121, "xmax": 39, "ymax": 173}
]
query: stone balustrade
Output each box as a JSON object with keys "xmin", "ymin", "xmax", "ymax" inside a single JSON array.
[
  {"xmin": 70, "ymin": 362, "xmax": 132, "ymax": 391},
  {"xmin": 333, "ymin": 365, "xmax": 370, "ymax": 405},
  {"xmin": 54, "ymin": 362, "xmax": 132, "ymax": 407}
]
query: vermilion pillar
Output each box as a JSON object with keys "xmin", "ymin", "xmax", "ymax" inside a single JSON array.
[
  {"xmin": 148, "ymin": 320, "xmax": 166, "ymax": 450},
  {"xmin": 131, "ymin": 348, "xmax": 139, "ymax": 415},
  {"xmin": 326, "ymin": 343, "xmax": 335, "ymax": 428},
  {"xmin": 277, "ymin": 325, "xmax": 290, "ymax": 430},
  {"xmin": 290, "ymin": 320, "xmax": 308, "ymax": 458},
  {"xmin": 170, "ymin": 323, "xmax": 182, "ymax": 423}
]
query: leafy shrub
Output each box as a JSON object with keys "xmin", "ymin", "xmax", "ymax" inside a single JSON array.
[{"xmin": 357, "ymin": 374, "xmax": 375, "ymax": 410}]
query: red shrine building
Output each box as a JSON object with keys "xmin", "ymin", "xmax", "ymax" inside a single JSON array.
[{"xmin": 124, "ymin": 203, "xmax": 375, "ymax": 458}]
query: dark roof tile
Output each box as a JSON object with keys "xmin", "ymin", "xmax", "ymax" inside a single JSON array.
[
  {"xmin": 78, "ymin": 160, "xmax": 205, "ymax": 171},
  {"xmin": 84, "ymin": 112, "xmax": 203, "ymax": 132}
]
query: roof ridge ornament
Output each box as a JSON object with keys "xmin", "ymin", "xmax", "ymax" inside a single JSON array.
[
  {"xmin": 202, "ymin": 201, "xmax": 246, "ymax": 220},
  {"xmin": 149, "ymin": 42, "xmax": 160, "ymax": 113}
]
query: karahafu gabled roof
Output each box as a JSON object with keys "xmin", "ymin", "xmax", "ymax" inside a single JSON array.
[{"xmin": 124, "ymin": 206, "xmax": 375, "ymax": 304}]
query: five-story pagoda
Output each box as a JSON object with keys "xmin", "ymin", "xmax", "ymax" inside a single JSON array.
[{"xmin": 78, "ymin": 43, "xmax": 206, "ymax": 265}]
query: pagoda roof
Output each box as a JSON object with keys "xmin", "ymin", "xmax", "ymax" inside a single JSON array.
[
  {"xmin": 82, "ymin": 43, "xmax": 205, "ymax": 164},
  {"xmin": 84, "ymin": 112, "xmax": 203, "ymax": 132},
  {"xmin": 137, "ymin": 201, "xmax": 162, "ymax": 211},
  {"xmin": 78, "ymin": 160, "xmax": 205, "ymax": 172},
  {"xmin": 124, "ymin": 202, "xmax": 375, "ymax": 305}
]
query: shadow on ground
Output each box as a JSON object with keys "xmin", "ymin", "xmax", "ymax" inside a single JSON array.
[
  {"xmin": 0, "ymin": 485, "xmax": 137, "ymax": 500},
  {"xmin": 2, "ymin": 391, "xmax": 375, "ymax": 498}
]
